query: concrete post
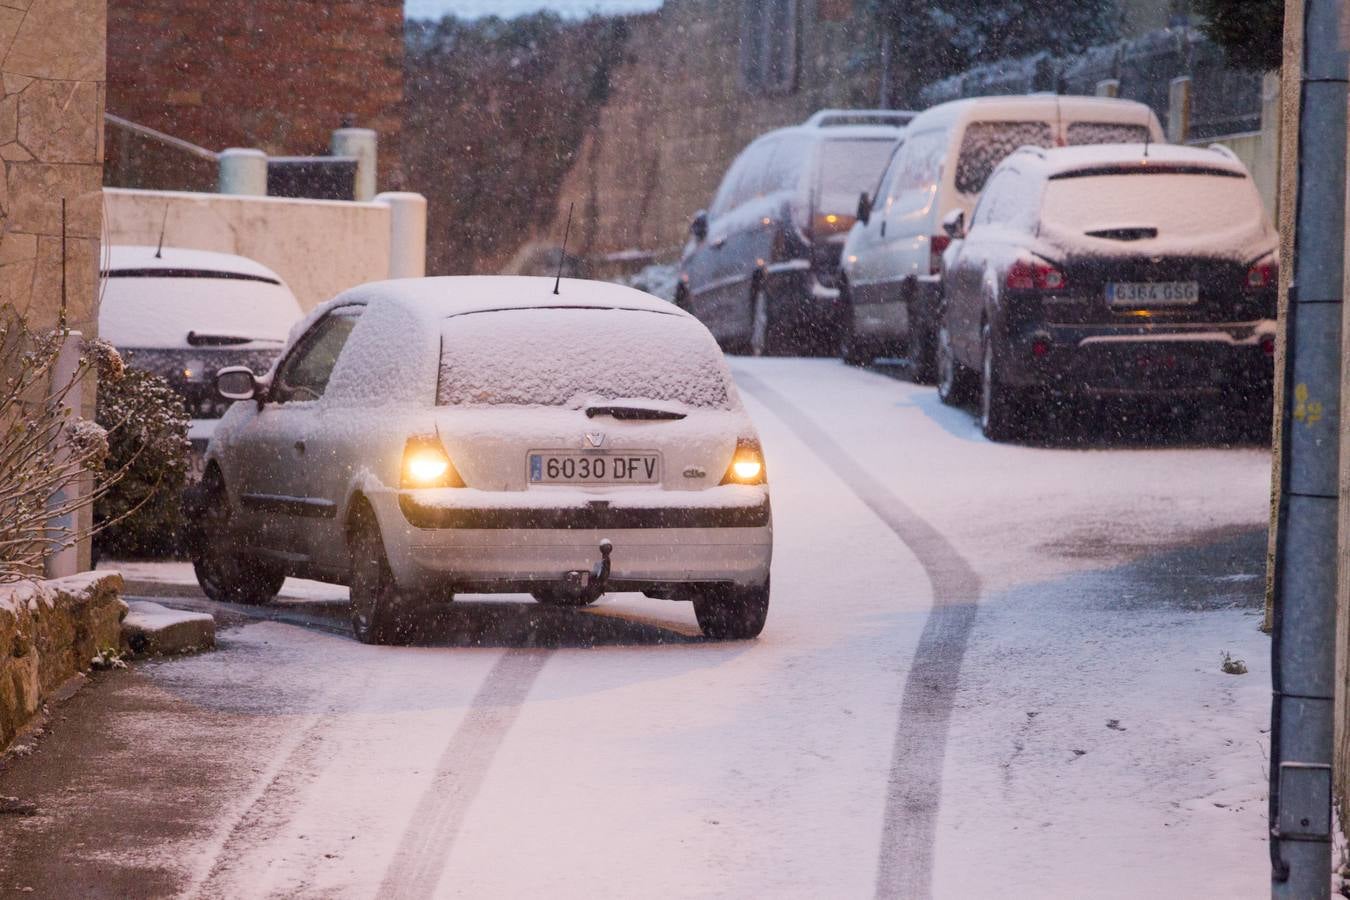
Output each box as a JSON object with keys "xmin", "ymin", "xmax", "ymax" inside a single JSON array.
[
  {"xmin": 375, "ymin": 192, "xmax": 427, "ymax": 279},
  {"xmin": 218, "ymin": 148, "xmax": 268, "ymax": 196},
  {"xmin": 332, "ymin": 128, "xmax": 378, "ymax": 202},
  {"xmin": 44, "ymin": 331, "xmax": 83, "ymax": 580},
  {"xmin": 1167, "ymin": 76, "xmax": 1192, "ymax": 143},
  {"xmin": 1095, "ymin": 78, "xmax": 1120, "ymax": 98}
]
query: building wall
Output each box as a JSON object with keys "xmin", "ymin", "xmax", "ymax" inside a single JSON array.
[
  {"xmin": 104, "ymin": 188, "xmax": 398, "ymax": 312},
  {"xmin": 105, "ymin": 0, "xmax": 404, "ymax": 189},
  {"xmin": 1, "ymin": 0, "xmax": 106, "ymax": 336},
  {"xmin": 548, "ymin": 0, "xmax": 879, "ymax": 262}
]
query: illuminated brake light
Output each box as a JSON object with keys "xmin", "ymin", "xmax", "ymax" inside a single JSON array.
[
  {"xmin": 1006, "ymin": 258, "xmax": 1068, "ymax": 292},
  {"xmin": 721, "ymin": 438, "xmax": 767, "ymax": 485},
  {"xmin": 401, "ymin": 435, "xmax": 465, "ymax": 488}
]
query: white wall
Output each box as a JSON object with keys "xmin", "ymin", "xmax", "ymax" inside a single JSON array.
[{"xmin": 104, "ymin": 188, "xmax": 426, "ymax": 311}]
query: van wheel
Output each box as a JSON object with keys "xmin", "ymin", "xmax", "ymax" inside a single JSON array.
[
  {"xmin": 838, "ymin": 300, "xmax": 871, "ymax": 366},
  {"xmin": 348, "ymin": 514, "xmax": 418, "ymax": 645},
  {"xmin": 749, "ymin": 286, "xmax": 778, "ymax": 357},
  {"xmin": 908, "ymin": 313, "xmax": 937, "ymax": 384},
  {"xmin": 979, "ymin": 321, "xmax": 1024, "ymax": 442},
  {"xmin": 936, "ymin": 315, "xmax": 975, "ymax": 406},
  {"xmin": 191, "ymin": 469, "xmax": 284, "ymax": 605},
  {"xmin": 693, "ymin": 580, "xmax": 770, "ymax": 640}
]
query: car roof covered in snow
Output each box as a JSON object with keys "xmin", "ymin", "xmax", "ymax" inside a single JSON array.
[
  {"xmin": 907, "ymin": 94, "xmax": 1161, "ymax": 133},
  {"xmin": 1004, "ymin": 142, "xmax": 1251, "ymax": 180},
  {"xmin": 104, "ymin": 245, "xmax": 286, "ymax": 283}
]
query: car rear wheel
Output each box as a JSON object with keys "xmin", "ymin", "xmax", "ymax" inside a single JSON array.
[
  {"xmin": 348, "ymin": 514, "xmax": 418, "ymax": 645},
  {"xmin": 979, "ymin": 321, "xmax": 1024, "ymax": 442},
  {"xmin": 749, "ymin": 285, "xmax": 788, "ymax": 357},
  {"xmin": 693, "ymin": 580, "xmax": 770, "ymax": 640},
  {"xmin": 907, "ymin": 299, "xmax": 937, "ymax": 384},
  {"xmin": 936, "ymin": 315, "xmax": 975, "ymax": 406},
  {"xmin": 190, "ymin": 469, "xmax": 284, "ymax": 606},
  {"xmin": 838, "ymin": 297, "xmax": 872, "ymax": 367}
]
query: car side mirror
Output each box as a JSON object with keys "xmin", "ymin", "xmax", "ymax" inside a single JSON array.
[
  {"xmin": 857, "ymin": 192, "xmax": 873, "ymax": 226},
  {"xmin": 215, "ymin": 366, "xmax": 259, "ymax": 402},
  {"xmin": 942, "ymin": 208, "xmax": 966, "ymax": 240},
  {"xmin": 690, "ymin": 210, "xmax": 709, "ymax": 243}
]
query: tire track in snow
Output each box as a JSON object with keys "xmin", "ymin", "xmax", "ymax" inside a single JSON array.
[
  {"xmin": 378, "ymin": 649, "xmax": 550, "ymax": 899},
  {"xmin": 735, "ymin": 369, "xmax": 982, "ymax": 900}
]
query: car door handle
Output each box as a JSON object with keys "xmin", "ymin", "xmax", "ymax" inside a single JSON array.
[{"xmin": 294, "ymin": 440, "xmax": 306, "ymax": 455}]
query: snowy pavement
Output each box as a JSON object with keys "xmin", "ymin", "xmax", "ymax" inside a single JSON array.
[{"xmin": 0, "ymin": 358, "xmax": 1272, "ymax": 898}]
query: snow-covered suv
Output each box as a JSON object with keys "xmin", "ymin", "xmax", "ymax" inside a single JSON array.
[{"xmin": 190, "ymin": 276, "xmax": 774, "ymax": 644}]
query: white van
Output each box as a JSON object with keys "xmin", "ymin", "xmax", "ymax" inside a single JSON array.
[{"xmin": 838, "ymin": 95, "xmax": 1165, "ymax": 374}]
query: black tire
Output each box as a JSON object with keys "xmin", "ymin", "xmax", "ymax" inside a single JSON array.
[
  {"xmin": 693, "ymin": 580, "xmax": 770, "ymax": 640},
  {"xmin": 907, "ymin": 300, "xmax": 937, "ymax": 384},
  {"xmin": 348, "ymin": 513, "xmax": 419, "ymax": 645},
  {"xmin": 749, "ymin": 285, "xmax": 782, "ymax": 357},
  {"xmin": 838, "ymin": 297, "xmax": 872, "ymax": 367},
  {"xmin": 979, "ymin": 320, "xmax": 1024, "ymax": 442},
  {"xmin": 532, "ymin": 589, "xmax": 599, "ymax": 608},
  {"xmin": 936, "ymin": 312, "xmax": 976, "ymax": 406},
  {"xmin": 190, "ymin": 469, "xmax": 284, "ymax": 605}
]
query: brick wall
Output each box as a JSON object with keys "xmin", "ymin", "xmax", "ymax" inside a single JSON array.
[
  {"xmin": 106, "ymin": 0, "xmax": 404, "ymax": 188},
  {"xmin": 548, "ymin": 0, "xmax": 879, "ymax": 262}
]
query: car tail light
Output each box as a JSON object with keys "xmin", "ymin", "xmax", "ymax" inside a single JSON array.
[
  {"xmin": 401, "ymin": 434, "xmax": 465, "ymax": 488},
  {"xmin": 1261, "ymin": 334, "xmax": 1276, "ymax": 358},
  {"xmin": 1246, "ymin": 256, "xmax": 1278, "ymax": 291},
  {"xmin": 929, "ymin": 234, "xmax": 951, "ymax": 275},
  {"xmin": 1006, "ymin": 257, "xmax": 1067, "ymax": 292},
  {"xmin": 720, "ymin": 438, "xmax": 767, "ymax": 485}
]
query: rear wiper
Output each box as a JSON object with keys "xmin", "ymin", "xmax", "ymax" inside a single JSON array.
[
  {"xmin": 186, "ymin": 331, "xmax": 278, "ymax": 347},
  {"xmin": 585, "ymin": 405, "xmax": 687, "ymax": 421}
]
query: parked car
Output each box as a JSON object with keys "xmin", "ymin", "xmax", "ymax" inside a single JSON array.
[
  {"xmin": 677, "ymin": 109, "xmax": 913, "ymax": 356},
  {"xmin": 839, "ymin": 95, "xmax": 1165, "ymax": 375},
  {"xmin": 189, "ymin": 276, "xmax": 774, "ymax": 644},
  {"xmin": 99, "ymin": 245, "xmax": 304, "ymax": 457},
  {"xmin": 934, "ymin": 143, "xmax": 1277, "ymax": 440}
]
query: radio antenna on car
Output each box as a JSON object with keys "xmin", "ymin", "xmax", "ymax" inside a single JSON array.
[
  {"xmin": 154, "ymin": 206, "xmax": 169, "ymax": 259},
  {"xmin": 553, "ymin": 202, "xmax": 574, "ymax": 296},
  {"xmin": 1142, "ymin": 106, "xmax": 1152, "ymax": 159}
]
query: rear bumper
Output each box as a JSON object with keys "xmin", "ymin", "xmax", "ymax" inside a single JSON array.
[
  {"xmin": 371, "ymin": 490, "xmax": 773, "ymax": 592},
  {"xmin": 999, "ymin": 318, "xmax": 1276, "ymax": 397}
]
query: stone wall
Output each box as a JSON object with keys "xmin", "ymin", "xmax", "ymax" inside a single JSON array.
[
  {"xmin": 547, "ymin": 0, "xmax": 879, "ymax": 263},
  {"xmin": 0, "ymin": 573, "xmax": 126, "ymax": 750},
  {"xmin": 0, "ymin": 0, "xmax": 105, "ymax": 337},
  {"xmin": 106, "ymin": 0, "xmax": 404, "ymax": 189}
]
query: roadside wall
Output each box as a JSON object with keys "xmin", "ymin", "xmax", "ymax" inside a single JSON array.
[
  {"xmin": 0, "ymin": 573, "xmax": 126, "ymax": 750},
  {"xmin": 103, "ymin": 188, "xmax": 418, "ymax": 311}
]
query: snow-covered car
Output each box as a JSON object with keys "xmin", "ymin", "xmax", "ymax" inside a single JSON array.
[
  {"xmin": 190, "ymin": 276, "xmax": 774, "ymax": 644},
  {"xmin": 935, "ymin": 143, "xmax": 1278, "ymax": 440},
  {"xmin": 99, "ymin": 245, "xmax": 304, "ymax": 453}
]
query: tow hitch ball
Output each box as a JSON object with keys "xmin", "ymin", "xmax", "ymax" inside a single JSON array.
[{"xmin": 564, "ymin": 539, "xmax": 613, "ymax": 596}]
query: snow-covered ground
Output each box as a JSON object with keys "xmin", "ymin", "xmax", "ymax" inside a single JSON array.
[{"xmin": 8, "ymin": 359, "xmax": 1272, "ymax": 898}]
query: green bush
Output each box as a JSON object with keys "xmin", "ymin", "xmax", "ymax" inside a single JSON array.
[{"xmin": 94, "ymin": 368, "xmax": 192, "ymax": 558}]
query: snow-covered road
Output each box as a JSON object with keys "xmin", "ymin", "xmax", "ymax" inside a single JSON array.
[{"xmin": 0, "ymin": 359, "xmax": 1273, "ymax": 898}]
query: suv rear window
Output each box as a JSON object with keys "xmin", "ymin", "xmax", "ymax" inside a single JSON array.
[
  {"xmin": 1042, "ymin": 170, "xmax": 1257, "ymax": 238},
  {"xmin": 438, "ymin": 307, "xmax": 733, "ymax": 409},
  {"xmin": 954, "ymin": 121, "xmax": 1054, "ymax": 195}
]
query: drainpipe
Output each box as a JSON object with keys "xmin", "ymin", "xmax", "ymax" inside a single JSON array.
[{"xmin": 1270, "ymin": 1, "xmax": 1347, "ymax": 896}]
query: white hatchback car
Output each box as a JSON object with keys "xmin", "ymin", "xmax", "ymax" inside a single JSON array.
[{"xmin": 190, "ymin": 276, "xmax": 774, "ymax": 643}]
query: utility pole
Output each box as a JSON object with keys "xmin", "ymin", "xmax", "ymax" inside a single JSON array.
[{"xmin": 1271, "ymin": 0, "xmax": 1347, "ymax": 896}]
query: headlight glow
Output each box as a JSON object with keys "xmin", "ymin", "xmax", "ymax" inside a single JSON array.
[
  {"xmin": 405, "ymin": 451, "xmax": 450, "ymax": 484},
  {"xmin": 721, "ymin": 439, "xmax": 767, "ymax": 485},
  {"xmin": 401, "ymin": 435, "xmax": 465, "ymax": 488},
  {"xmin": 732, "ymin": 459, "xmax": 763, "ymax": 481}
]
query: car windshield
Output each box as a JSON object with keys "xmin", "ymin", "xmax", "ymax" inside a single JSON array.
[
  {"xmin": 817, "ymin": 138, "xmax": 900, "ymax": 214},
  {"xmin": 437, "ymin": 307, "xmax": 734, "ymax": 409},
  {"xmin": 1042, "ymin": 169, "xmax": 1255, "ymax": 237},
  {"xmin": 98, "ymin": 273, "xmax": 301, "ymax": 349}
]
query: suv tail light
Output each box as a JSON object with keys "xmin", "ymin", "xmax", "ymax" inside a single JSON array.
[
  {"xmin": 930, "ymin": 234, "xmax": 951, "ymax": 276},
  {"xmin": 1006, "ymin": 257, "xmax": 1067, "ymax": 292},
  {"xmin": 720, "ymin": 438, "xmax": 767, "ymax": 485},
  {"xmin": 401, "ymin": 434, "xmax": 465, "ymax": 488},
  {"xmin": 1246, "ymin": 255, "xmax": 1278, "ymax": 291}
]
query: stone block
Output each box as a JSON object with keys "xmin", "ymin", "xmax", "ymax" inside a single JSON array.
[
  {"xmin": 30, "ymin": 234, "xmax": 99, "ymax": 327},
  {"xmin": 0, "ymin": 90, "xmax": 15, "ymax": 144},
  {"xmin": 5, "ymin": 162, "xmax": 101, "ymax": 236},
  {"xmin": 121, "ymin": 601, "xmax": 215, "ymax": 656},
  {"xmin": 17, "ymin": 79, "xmax": 100, "ymax": 163},
  {"xmin": 4, "ymin": 0, "xmax": 105, "ymax": 81}
]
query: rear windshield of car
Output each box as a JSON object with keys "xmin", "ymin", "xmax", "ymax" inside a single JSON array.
[
  {"xmin": 437, "ymin": 307, "xmax": 734, "ymax": 409},
  {"xmin": 98, "ymin": 274, "xmax": 301, "ymax": 349},
  {"xmin": 817, "ymin": 138, "xmax": 900, "ymax": 214},
  {"xmin": 1041, "ymin": 169, "xmax": 1256, "ymax": 237}
]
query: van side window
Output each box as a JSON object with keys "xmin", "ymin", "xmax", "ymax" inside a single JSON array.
[
  {"xmin": 886, "ymin": 129, "xmax": 947, "ymax": 218},
  {"xmin": 954, "ymin": 122, "xmax": 1054, "ymax": 196},
  {"xmin": 711, "ymin": 153, "xmax": 750, "ymax": 216},
  {"xmin": 1066, "ymin": 122, "xmax": 1151, "ymax": 146},
  {"xmin": 764, "ymin": 135, "xmax": 809, "ymax": 196}
]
